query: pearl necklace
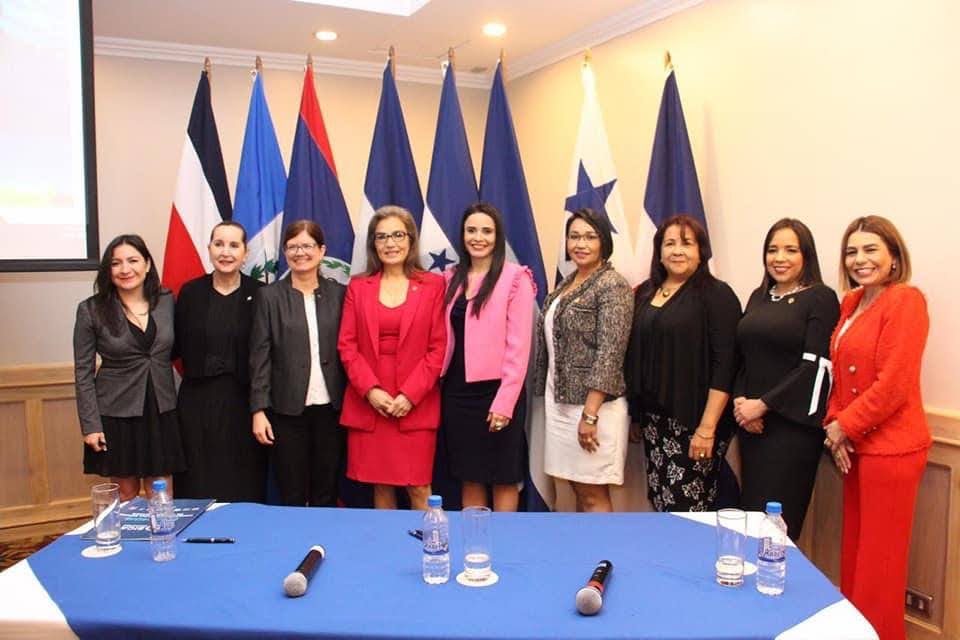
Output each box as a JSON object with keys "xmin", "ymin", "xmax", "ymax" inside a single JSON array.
[{"xmin": 768, "ymin": 284, "xmax": 801, "ymax": 302}]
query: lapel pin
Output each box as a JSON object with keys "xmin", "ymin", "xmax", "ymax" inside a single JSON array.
[{"xmin": 788, "ymin": 298, "xmax": 795, "ymax": 304}]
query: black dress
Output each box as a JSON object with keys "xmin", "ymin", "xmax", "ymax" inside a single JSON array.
[
  {"xmin": 626, "ymin": 279, "xmax": 741, "ymax": 512},
  {"xmin": 735, "ymin": 284, "xmax": 840, "ymax": 539},
  {"xmin": 441, "ymin": 293, "xmax": 526, "ymax": 484},
  {"xmin": 175, "ymin": 283, "xmax": 266, "ymax": 502},
  {"xmin": 83, "ymin": 317, "xmax": 186, "ymax": 477}
]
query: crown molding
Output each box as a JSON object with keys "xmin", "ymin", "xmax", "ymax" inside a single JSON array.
[
  {"xmin": 507, "ymin": 0, "xmax": 707, "ymax": 80},
  {"xmin": 93, "ymin": 36, "xmax": 491, "ymax": 89}
]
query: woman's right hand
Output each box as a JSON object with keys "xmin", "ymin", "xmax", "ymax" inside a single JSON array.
[
  {"xmin": 741, "ymin": 418, "xmax": 765, "ymax": 434},
  {"xmin": 83, "ymin": 432, "xmax": 107, "ymax": 452},
  {"xmin": 366, "ymin": 387, "xmax": 394, "ymax": 417},
  {"xmin": 252, "ymin": 411, "xmax": 274, "ymax": 445},
  {"xmin": 578, "ymin": 420, "xmax": 599, "ymax": 453}
]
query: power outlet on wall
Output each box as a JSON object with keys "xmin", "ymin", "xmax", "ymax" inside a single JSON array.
[{"xmin": 905, "ymin": 589, "xmax": 934, "ymax": 618}]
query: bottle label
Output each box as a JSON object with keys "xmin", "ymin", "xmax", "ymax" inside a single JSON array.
[{"xmin": 758, "ymin": 537, "xmax": 785, "ymax": 562}]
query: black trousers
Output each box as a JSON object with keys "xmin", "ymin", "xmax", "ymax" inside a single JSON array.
[{"xmin": 270, "ymin": 404, "xmax": 342, "ymax": 507}]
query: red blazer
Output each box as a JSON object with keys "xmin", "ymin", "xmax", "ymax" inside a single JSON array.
[
  {"xmin": 337, "ymin": 271, "xmax": 447, "ymax": 432},
  {"xmin": 825, "ymin": 284, "xmax": 931, "ymax": 455}
]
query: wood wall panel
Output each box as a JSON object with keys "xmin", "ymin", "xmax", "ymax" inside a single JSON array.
[
  {"xmin": 0, "ymin": 401, "xmax": 32, "ymax": 507},
  {"xmin": 42, "ymin": 398, "xmax": 95, "ymax": 501}
]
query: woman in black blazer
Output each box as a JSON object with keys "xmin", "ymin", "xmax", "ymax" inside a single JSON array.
[
  {"xmin": 249, "ymin": 220, "xmax": 347, "ymax": 506},
  {"xmin": 174, "ymin": 221, "xmax": 266, "ymax": 502},
  {"xmin": 74, "ymin": 234, "xmax": 185, "ymax": 501}
]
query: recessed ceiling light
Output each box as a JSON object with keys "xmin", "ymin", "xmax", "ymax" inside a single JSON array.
[
  {"xmin": 315, "ymin": 30, "xmax": 338, "ymax": 42},
  {"xmin": 483, "ymin": 22, "xmax": 506, "ymax": 38}
]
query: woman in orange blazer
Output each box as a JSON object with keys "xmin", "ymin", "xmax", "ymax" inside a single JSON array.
[
  {"xmin": 338, "ymin": 205, "xmax": 447, "ymax": 510},
  {"xmin": 824, "ymin": 215, "xmax": 930, "ymax": 640}
]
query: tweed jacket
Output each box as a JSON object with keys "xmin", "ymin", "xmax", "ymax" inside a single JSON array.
[
  {"xmin": 73, "ymin": 291, "xmax": 177, "ymax": 435},
  {"xmin": 534, "ymin": 262, "xmax": 633, "ymax": 403}
]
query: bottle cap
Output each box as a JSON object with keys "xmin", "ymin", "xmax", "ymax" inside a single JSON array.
[
  {"xmin": 427, "ymin": 495, "xmax": 442, "ymax": 508},
  {"xmin": 765, "ymin": 501, "xmax": 782, "ymax": 514},
  {"xmin": 152, "ymin": 479, "xmax": 168, "ymax": 492}
]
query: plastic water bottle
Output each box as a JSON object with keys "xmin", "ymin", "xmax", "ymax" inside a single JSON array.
[
  {"xmin": 422, "ymin": 495, "xmax": 450, "ymax": 584},
  {"xmin": 756, "ymin": 501, "xmax": 787, "ymax": 595},
  {"xmin": 149, "ymin": 479, "xmax": 177, "ymax": 562}
]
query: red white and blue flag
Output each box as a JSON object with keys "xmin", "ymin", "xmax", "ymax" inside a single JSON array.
[{"xmin": 161, "ymin": 68, "xmax": 231, "ymax": 296}]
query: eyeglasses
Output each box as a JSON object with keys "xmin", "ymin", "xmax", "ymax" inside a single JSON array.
[
  {"xmin": 285, "ymin": 243, "xmax": 318, "ymax": 254},
  {"xmin": 567, "ymin": 233, "xmax": 600, "ymax": 244},
  {"xmin": 374, "ymin": 231, "xmax": 409, "ymax": 244}
]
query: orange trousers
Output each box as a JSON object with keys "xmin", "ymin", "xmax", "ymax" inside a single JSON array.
[{"xmin": 841, "ymin": 449, "xmax": 927, "ymax": 640}]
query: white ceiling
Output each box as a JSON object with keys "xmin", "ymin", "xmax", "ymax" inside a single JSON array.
[{"xmin": 92, "ymin": 0, "xmax": 703, "ymax": 84}]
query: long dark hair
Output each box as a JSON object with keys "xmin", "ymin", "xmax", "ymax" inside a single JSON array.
[
  {"xmin": 94, "ymin": 234, "xmax": 161, "ymax": 335},
  {"xmin": 444, "ymin": 203, "xmax": 506, "ymax": 317},
  {"xmin": 640, "ymin": 214, "xmax": 715, "ymax": 298},
  {"xmin": 760, "ymin": 218, "xmax": 824, "ymax": 291}
]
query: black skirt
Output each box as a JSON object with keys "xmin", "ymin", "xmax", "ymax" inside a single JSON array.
[
  {"xmin": 83, "ymin": 376, "xmax": 186, "ymax": 478},
  {"xmin": 174, "ymin": 374, "xmax": 267, "ymax": 502}
]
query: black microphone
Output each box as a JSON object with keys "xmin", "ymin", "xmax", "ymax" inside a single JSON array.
[
  {"xmin": 283, "ymin": 545, "xmax": 326, "ymax": 597},
  {"xmin": 575, "ymin": 560, "xmax": 613, "ymax": 615}
]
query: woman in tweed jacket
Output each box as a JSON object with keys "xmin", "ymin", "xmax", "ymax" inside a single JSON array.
[{"xmin": 534, "ymin": 208, "xmax": 633, "ymax": 512}]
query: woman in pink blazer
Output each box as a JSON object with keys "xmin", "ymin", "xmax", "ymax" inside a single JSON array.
[
  {"xmin": 440, "ymin": 204, "xmax": 536, "ymax": 511},
  {"xmin": 338, "ymin": 206, "xmax": 447, "ymax": 510}
]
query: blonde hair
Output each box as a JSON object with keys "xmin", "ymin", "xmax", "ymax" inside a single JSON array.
[
  {"xmin": 838, "ymin": 215, "xmax": 912, "ymax": 292},
  {"xmin": 365, "ymin": 205, "xmax": 424, "ymax": 277}
]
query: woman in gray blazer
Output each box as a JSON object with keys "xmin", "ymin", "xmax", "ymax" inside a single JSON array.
[
  {"xmin": 534, "ymin": 208, "xmax": 633, "ymax": 512},
  {"xmin": 74, "ymin": 235, "xmax": 185, "ymax": 501}
]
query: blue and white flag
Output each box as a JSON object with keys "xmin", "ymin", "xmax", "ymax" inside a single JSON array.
[
  {"xmin": 350, "ymin": 61, "xmax": 424, "ymax": 275},
  {"xmin": 636, "ymin": 67, "xmax": 707, "ymax": 274},
  {"xmin": 279, "ymin": 64, "xmax": 354, "ymax": 282},
  {"xmin": 420, "ymin": 63, "xmax": 477, "ymax": 273},
  {"xmin": 233, "ymin": 71, "xmax": 286, "ymax": 283},
  {"xmin": 558, "ymin": 59, "xmax": 640, "ymax": 287},
  {"xmin": 479, "ymin": 60, "xmax": 548, "ymax": 306}
]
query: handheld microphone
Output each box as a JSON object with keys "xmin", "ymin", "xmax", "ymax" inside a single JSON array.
[
  {"xmin": 575, "ymin": 560, "xmax": 613, "ymax": 615},
  {"xmin": 283, "ymin": 545, "xmax": 326, "ymax": 597}
]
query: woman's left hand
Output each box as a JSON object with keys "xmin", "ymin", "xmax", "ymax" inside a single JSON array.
[
  {"xmin": 733, "ymin": 398, "xmax": 767, "ymax": 425},
  {"xmin": 824, "ymin": 420, "xmax": 855, "ymax": 474},
  {"xmin": 487, "ymin": 412, "xmax": 511, "ymax": 432},
  {"xmin": 688, "ymin": 430, "xmax": 715, "ymax": 461},
  {"xmin": 577, "ymin": 420, "xmax": 599, "ymax": 453},
  {"xmin": 387, "ymin": 393, "xmax": 413, "ymax": 418}
]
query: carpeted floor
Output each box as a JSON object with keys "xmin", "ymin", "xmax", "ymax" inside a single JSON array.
[{"xmin": 0, "ymin": 535, "xmax": 60, "ymax": 571}]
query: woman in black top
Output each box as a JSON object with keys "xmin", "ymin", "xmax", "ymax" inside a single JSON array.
[
  {"xmin": 74, "ymin": 235, "xmax": 185, "ymax": 501},
  {"xmin": 174, "ymin": 221, "xmax": 266, "ymax": 502},
  {"xmin": 626, "ymin": 215, "xmax": 741, "ymax": 512},
  {"xmin": 733, "ymin": 218, "xmax": 839, "ymax": 539}
]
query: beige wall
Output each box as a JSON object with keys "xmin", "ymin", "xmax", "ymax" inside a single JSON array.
[
  {"xmin": 0, "ymin": 55, "xmax": 489, "ymax": 367},
  {"xmin": 508, "ymin": 0, "xmax": 959, "ymax": 410}
]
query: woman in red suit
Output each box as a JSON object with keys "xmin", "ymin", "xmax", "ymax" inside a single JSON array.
[
  {"xmin": 824, "ymin": 215, "xmax": 930, "ymax": 640},
  {"xmin": 338, "ymin": 206, "xmax": 447, "ymax": 510}
]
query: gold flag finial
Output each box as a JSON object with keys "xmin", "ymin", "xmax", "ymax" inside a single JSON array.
[
  {"xmin": 664, "ymin": 50, "xmax": 673, "ymax": 71},
  {"xmin": 255, "ymin": 56, "xmax": 263, "ymax": 73},
  {"xmin": 203, "ymin": 56, "xmax": 212, "ymax": 77},
  {"xmin": 388, "ymin": 45, "xmax": 396, "ymax": 77}
]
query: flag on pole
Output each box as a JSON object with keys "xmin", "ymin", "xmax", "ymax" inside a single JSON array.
[
  {"xmin": 558, "ymin": 57, "xmax": 640, "ymax": 287},
  {"xmin": 278, "ymin": 62, "xmax": 353, "ymax": 282},
  {"xmin": 636, "ymin": 65, "xmax": 707, "ymax": 274},
  {"xmin": 233, "ymin": 68, "xmax": 286, "ymax": 283},
  {"xmin": 479, "ymin": 60, "xmax": 547, "ymax": 306},
  {"xmin": 161, "ymin": 66, "xmax": 231, "ymax": 296},
  {"xmin": 350, "ymin": 58, "xmax": 424, "ymax": 276},
  {"xmin": 419, "ymin": 62, "xmax": 477, "ymax": 273}
]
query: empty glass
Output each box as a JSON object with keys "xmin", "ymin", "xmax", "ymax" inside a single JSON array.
[{"xmin": 91, "ymin": 483, "xmax": 122, "ymax": 551}]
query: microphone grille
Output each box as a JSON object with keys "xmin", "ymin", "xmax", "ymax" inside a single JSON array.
[
  {"xmin": 576, "ymin": 586, "xmax": 602, "ymax": 615},
  {"xmin": 283, "ymin": 572, "xmax": 307, "ymax": 597}
]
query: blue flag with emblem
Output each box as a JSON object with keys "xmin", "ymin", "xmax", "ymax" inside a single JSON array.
[
  {"xmin": 350, "ymin": 60, "xmax": 424, "ymax": 275},
  {"xmin": 233, "ymin": 71, "xmax": 287, "ymax": 284},
  {"xmin": 420, "ymin": 63, "xmax": 477, "ymax": 273}
]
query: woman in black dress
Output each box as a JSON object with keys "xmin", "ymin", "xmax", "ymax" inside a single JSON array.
[
  {"xmin": 441, "ymin": 204, "xmax": 536, "ymax": 511},
  {"xmin": 74, "ymin": 235, "xmax": 185, "ymax": 501},
  {"xmin": 733, "ymin": 218, "xmax": 839, "ymax": 539},
  {"xmin": 626, "ymin": 215, "xmax": 741, "ymax": 512},
  {"xmin": 174, "ymin": 221, "xmax": 266, "ymax": 502}
]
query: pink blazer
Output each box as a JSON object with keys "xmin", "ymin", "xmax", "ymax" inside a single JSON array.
[
  {"xmin": 442, "ymin": 262, "xmax": 537, "ymax": 418},
  {"xmin": 338, "ymin": 271, "xmax": 447, "ymax": 432}
]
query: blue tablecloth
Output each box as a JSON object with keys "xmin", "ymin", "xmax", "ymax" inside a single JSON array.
[{"xmin": 27, "ymin": 505, "xmax": 842, "ymax": 639}]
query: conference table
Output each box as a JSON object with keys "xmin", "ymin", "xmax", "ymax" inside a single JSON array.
[{"xmin": 0, "ymin": 504, "xmax": 876, "ymax": 639}]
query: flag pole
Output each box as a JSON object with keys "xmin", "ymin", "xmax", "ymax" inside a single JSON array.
[
  {"xmin": 254, "ymin": 55, "xmax": 262, "ymax": 79},
  {"xmin": 203, "ymin": 56, "xmax": 212, "ymax": 82},
  {"xmin": 388, "ymin": 45, "xmax": 396, "ymax": 77},
  {"xmin": 664, "ymin": 50, "xmax": 673, "ymax": 72},
  {"xmin": 306, "ymin": 53, "xmax": 314, "ymax": 71},
  {"xmin": 447, "ymin": 47, "xmax": 455, "ymax": 71},
  {"xmin": 584, "ymin": 48, "xmax": 592, "ymax": 65},
  {"xmin": 499, "ymin": 48, "xmax": 507, "ymax": 78}
]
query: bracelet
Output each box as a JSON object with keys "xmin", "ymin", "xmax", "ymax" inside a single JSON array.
[
  {"xmin": 694, "ymin": 430, "xmax": 715, "ymax": 440},
  {"xmin": 581, "ymin": 412, "xmax": 599, "ymax": 426}
]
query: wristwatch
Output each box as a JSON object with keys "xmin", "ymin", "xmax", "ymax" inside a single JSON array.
[{"xmin": 581, "ymin": 412, "xmax": 599, "ymax": 426}]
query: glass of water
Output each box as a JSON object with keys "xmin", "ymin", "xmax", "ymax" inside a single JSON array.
[
  {"xmin": 715, "ymin": 508, "xmax": 746, "ymax": 587},
  {"xmin": 91, "ymin": 482, "xmax": 122, "ymax": 552},
  {"xmin": 461, "ymin": 506, "xmax": 492, "ymax": 582}
]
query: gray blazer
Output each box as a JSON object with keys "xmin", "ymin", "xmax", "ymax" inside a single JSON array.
[
  {"xmin": 73, "ymin": 292, "xmax": 177, "ymax": 435},
  {"xmin": 249, "ymin": 276, "xmax": 346, "ymax": 416},
  {"xmin": 534, "ymin": 263, "xmax": 633, "ymax": 404}
]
